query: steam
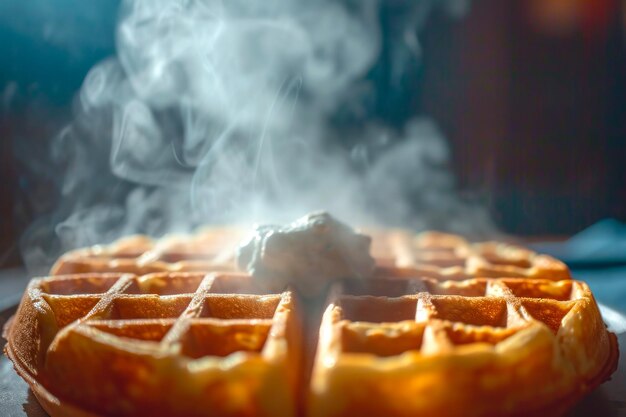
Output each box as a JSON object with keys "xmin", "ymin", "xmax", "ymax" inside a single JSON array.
[{"xmin": 20, "ymin": 0, "xmax": 493, "ymax": 272}]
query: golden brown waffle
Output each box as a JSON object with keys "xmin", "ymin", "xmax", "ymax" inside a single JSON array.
[
  {"xmin": 9, "ymin": 228, "xmax": 610, "ymax": 417},
  {"xmin": 4, "ymin": 272, "xmax": 301, "ymax": 417},
  {"xmin": 309, "ymin": 277, "xmax": 618, "ymax": 417},
  {"xmin": 52, "ymin": 228, "xmax": 570, "ymax": 282},
  {"xmin": 4, "ymin": 272, "xmax": 617, "ymax": 417},
  {"xmin": 371, "ymin": 230, "xmax": 571, "ymax": 281},
  {"xmin": 50, "ymin": 227, "xmax": 245, "ymax": 275}
]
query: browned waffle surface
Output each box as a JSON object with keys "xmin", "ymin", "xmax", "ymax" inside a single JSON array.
[
  {"xmin": 4, "ymin": 272, "xmax": 617, "ymax": 417},
  {"xmin": 4, "ymin": 272, "xmax": 301, "ymax": 417},
  {"xmin": 51, "ymin": 229, "xmax": 571, "ymax": 283},
  {"xmin": 50, "ymin": 227, "xmax": 245, "ymax": 275},
  {"xmin": 309, "ymin": 277, "xmax": 617, "ymax": 417},
  {"xmin": 13, "ymin": 228, "xmax": 606, "ymax": 417},
  {"xmin": 371, "ymin": 230, "xmax": 571, "ymax": 281}
]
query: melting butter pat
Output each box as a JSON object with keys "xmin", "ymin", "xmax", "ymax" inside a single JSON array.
[{"xmin": 236, "ymin": 212, "xmax": 375, "ymax": 296}]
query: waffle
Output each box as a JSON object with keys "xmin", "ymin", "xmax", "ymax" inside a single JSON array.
[
  {"xmin": 50, "ymin": 227, "xmax": 245, "ymax": 275},
  {"xmin": 52, "ymin": 228, "xmax": 570, "ymax": 282},
  {"xmin": 7, "ymin": 229, "xmax": 615, "ymax": 417},
  {"xmin": 371, "ymin": 230, "xmax": 571, "ymax": 281},
  {"xmin": 4, "ymin": 271, "xmax": 301, "ymax": 417},
  {"xmin": 5, "ymin": 273, "xmax": 616, "ymax": 417},
  {"xmin": 309, "ymin": 277, "xmax": 618, "ymax": 417}
]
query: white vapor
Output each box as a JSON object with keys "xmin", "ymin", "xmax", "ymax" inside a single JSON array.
[{"xmin": 20, "ymin": 0, "xmax": 494, "ymax": 273}]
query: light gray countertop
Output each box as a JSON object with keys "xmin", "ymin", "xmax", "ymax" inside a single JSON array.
[{"xmin": 0, "ymin": 268, "xmax": 28, "ymax": 310}]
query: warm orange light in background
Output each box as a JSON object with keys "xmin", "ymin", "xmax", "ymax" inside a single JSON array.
[{"xmin": 528, "ymin": 0, "xmax": 617, "ymax": 41}]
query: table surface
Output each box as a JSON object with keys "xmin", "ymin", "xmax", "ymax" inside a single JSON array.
[{"xmin": 575, "ymin": 266, "xmax": 626, "ymax": 313}]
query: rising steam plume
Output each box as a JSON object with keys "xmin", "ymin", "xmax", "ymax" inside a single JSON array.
[{"xmin": 20, "ymin": 0, "xmax": 494, "ymax": 272}]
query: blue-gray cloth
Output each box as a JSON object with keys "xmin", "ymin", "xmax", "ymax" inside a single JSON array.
[{"xmin": 532, "ymin": 219, "xmax": 626, "ymax": 313}]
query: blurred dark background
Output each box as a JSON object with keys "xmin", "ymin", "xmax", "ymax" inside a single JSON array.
[{"xmin": 1, "ymin": 0, "xmax": 625, "ymax": 268}]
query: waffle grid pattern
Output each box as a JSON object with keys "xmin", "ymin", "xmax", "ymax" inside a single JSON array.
[
  {"xmin": 309, "ymin": 276, "xmax": 612, "ymax": 417},
  {"xmin": 11, "ymin": 272, "xmax": 300, "ymax": 417},
  {"xmin": 46, "ymin": 272, "xmax": 283, "ymax": 353},
  {"xmin": 330, "ymin": 277, "xmax": 576, "ymax": 356},
  {"xmin": 51, "ymin": 230, "xmax": 570, "ymax": 282},
  {"xmin": 50, "ymin": 228, "xmax": 245, "ymax": 275},
  {"xmin": 5, "ymin": 229, "xmax": 617, "ymax": 417},
  {"xmin": 371, "ymin": 231, "xmax": 571, "ymax": 281}
]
